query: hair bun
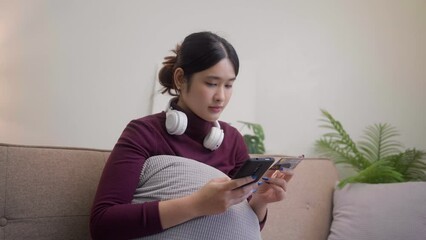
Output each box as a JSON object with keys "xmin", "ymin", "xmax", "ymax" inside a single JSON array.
[{"xmin": 158, "ymin": 44, "xmax": 181, "ymax": 96}]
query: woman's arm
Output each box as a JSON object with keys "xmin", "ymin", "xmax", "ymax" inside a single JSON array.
[
  {"xmin": 159, "ymin": 176, "xmax": 258, "ymax": 229},
  {"xmin": 90, "ymin": 120, "xmax": 162, "ymax": 240}
]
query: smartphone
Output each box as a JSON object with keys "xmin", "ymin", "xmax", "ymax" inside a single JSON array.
[
  {"xmin": 232, "ymin": 157, "xmax": 275, "ymax": 183},
  {"xmin": 269, "ymin": 156, "xmax": 304, "ymax": 170}
]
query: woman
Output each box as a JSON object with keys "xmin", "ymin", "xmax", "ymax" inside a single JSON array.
[{"xmin": 90, "ymin": 31, "xmax": 292, "ymax": 240}]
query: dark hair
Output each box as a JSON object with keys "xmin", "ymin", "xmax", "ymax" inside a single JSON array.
[{"xmin": 158, "ymin": 31, "xmax": 239, "ymax": 96}]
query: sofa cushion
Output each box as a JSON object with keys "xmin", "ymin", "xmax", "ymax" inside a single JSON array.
[
  {"xmin": 131, "ymin": 155, "xmax": 261, "ymax": 240},
  {"xmin": 328, "ymin": 182, "xmax": 426, "ymax": 240}
]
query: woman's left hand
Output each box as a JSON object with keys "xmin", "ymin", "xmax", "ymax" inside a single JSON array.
[
  {"xmin": 251, "ymin": 169, "xmax": 294, "ymax": 204},
  {"xmin": 249, "ymin": 168, "xmax": 294, "ymax": 221}
]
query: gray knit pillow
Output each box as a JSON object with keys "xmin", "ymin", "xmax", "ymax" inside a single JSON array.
[{"xmin": 131, "ymin": 155, "xmax": 261, "ymax": 240}]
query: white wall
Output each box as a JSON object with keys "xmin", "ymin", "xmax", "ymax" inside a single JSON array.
[{"xmin": 1, "ymin": 0, "xmax": 425, "ymax": 157}]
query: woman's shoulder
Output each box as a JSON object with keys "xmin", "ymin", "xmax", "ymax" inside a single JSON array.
[
  {"xmin": 218, "ymin": 120, "xmax": 241, "ymax": 136},
  {"xmin": 131, "ymin": 112, "xmax": 165, "ymax": 125},
  {"xmin": 123, "ymin": 112, "xmax": 166, "ymax": 134}
]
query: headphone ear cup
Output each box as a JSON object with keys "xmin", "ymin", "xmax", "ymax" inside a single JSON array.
[
  {"xmin": 165, "ymin": 109, "xmax": 187, "ymax": 135},
  {"xmin": 203, "ymin": 126, "xmax": 224, "ymax": 151}
]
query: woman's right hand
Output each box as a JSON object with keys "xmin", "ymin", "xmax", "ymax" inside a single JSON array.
[
  {"xmin": 158, "ymin": 176, "xmax": 257, "ymax": 230},
  {"xmin": 189, "ymin": 176, "xmax": 258, "ymax": 216}
]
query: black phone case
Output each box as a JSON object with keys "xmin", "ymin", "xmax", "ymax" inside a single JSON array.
[{"xmin": 232, "ymin": 157, "xmax": 275, "ymax": 182}]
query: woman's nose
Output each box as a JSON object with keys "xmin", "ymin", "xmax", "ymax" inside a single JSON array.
[{"xmin": 214, "ymin": 86, "xmax": 225, "ymax": 102}]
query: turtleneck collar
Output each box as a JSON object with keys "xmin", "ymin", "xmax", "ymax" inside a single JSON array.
[{"xmin": 170, "ymin": 97, "xmax": 216, "ymax": 143}]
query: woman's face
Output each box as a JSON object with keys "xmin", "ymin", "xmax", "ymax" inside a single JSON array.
[{"xmin": 177, "ymin": 58, "xmax": 236, "ymax": 122}]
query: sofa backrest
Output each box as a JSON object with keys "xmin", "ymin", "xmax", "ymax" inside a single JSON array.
[
  {"xmin": 0, "ymin": 143, "xmax": 109, "ymax": 240},
  {"xmin": 0, "ymin": 144, "xmax": 338, "ymax": 240}
]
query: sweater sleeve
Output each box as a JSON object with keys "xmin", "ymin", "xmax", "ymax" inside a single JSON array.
[{"xmin": 90, "ymin": 120, "xmax": 163, "ymax": 240}]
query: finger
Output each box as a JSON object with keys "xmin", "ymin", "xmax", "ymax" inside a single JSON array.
[
  {"xmin": 267, "ymin": 179, "xmax": 288, "ymax": 196},
  {"xmin": 226, "ymin": 176, "xmax": 256, "ymax": 190},
  {"xmin": 272, "ymin": 169, "xmax": 294, "ymax": 182},
  {"xmin": 270, "ymin": 184, "xmax": 287, "ymax": 200},
  {"xmin": 280, "ymin": 169, "xmax": 294, "ymax": 175},
  {"xmin": 230, "ymin": 184, "xmax": 257, "ymax": 205},
  {"xmin": 270, "ymin": 170, "xmax": 290, "ymax": 180},
  {"xmin": 210, "ymin": 176, "xmax": 231, "ymax": 183},
  {"xmin": 263, "ymin": 177, "xmax": 287, "ymax": 190},
  {"xmin": 280, "ymin": 169, "xmax": 294, "ymax": 182},
  {"xmin": 264, "ymin": 169, "xmax": 276, "ymax": 178},
  {"xmin": 271, "ymin": 170, "xmax": 281, "ymax": 178}
]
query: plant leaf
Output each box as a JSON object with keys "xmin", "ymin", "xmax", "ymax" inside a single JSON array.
[
  {"xmin": 358, "ymin": 123, "xmax": 402, "ymax": 162},
  {"xmin": 315, "ymin": 138, "xmax": 361, "ymax": 169},
  {"xmin": 314, "ymin": 109, "xmax": 370, "ymax": 170},
  {"xmin": 237, "ymin": 121, "xmax": 265, "ymax": 141},
  {"xmin": 387, "ymin": 149, "xmax": 426, "ymax": 181},
  {"xmin": 337, "ymin": 160, "xmax": 404, "ymax": 188},
  {"xmin": 242, "ymin": 135, "xmax": 265, "ymax": 154},
  {"xmin": 315, "ymin": 109, "xmax": 426, "ymax": 186}
]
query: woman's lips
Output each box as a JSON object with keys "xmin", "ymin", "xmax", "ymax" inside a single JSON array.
[{"xmin": 209, "ymin": 106, "xmax": 223, "ymax": 113}]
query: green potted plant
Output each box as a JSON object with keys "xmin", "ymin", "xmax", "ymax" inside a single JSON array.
[
  {"xmin": 314, "ymin": 109, "xmax": 426, "ymax": 188},
  {"xmin": 238, "ymin": 121, "xmax": 265, "ymax": 154}
]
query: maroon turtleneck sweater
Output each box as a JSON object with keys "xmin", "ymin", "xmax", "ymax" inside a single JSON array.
[{"xmin": 90, "ymin": 103, "xmax": 250, "ymax": 240}]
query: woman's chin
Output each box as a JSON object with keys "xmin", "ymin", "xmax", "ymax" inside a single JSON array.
[{"xmin": 202, "ymin": 115, "xmax": 221, "ymax": 122}]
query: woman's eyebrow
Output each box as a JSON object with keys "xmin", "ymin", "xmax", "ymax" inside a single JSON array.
[{"xmin": 205, "ymin": 75, "xmax": 236, "ymax": 81}]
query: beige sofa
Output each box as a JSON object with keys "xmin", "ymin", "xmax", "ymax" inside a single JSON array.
[{"xmin": 0, "ymin": 143, "xmax": 338, "ymax": 240}]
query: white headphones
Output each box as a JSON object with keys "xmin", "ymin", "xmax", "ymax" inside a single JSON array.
[{"xmin": 165, "ymin": 98, "xmax": 224, "ymax": 151}]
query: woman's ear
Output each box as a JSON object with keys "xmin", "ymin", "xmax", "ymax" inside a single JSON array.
[{"xmin": 173, "ymin": 68, "xmax": 185, "ymax": 90}]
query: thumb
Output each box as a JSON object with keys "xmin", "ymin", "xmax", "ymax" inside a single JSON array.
[{"xmin": 264, "ymin": 169, "xmax": 277, "ymax": 178}]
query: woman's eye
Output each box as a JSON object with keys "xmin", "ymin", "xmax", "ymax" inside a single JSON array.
[
  {"xmin": 225, "ymin": 84, "xmax": 233, "ymax": 89},
  {"xmin": 206, "ymin": 82, "xmax": 217, "ymax": 87}
]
